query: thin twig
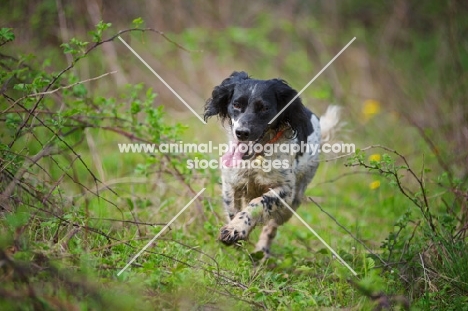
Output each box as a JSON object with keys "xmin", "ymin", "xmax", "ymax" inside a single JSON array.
[
  {"xmin": 308, "ymin": 197, "xmax": 388, "ymax": 267},
  {"xmin": 6, "ymin": 71, "xmax": 116, "ymax": 111}
]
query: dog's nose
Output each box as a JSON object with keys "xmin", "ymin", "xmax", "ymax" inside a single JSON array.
[{"xmin": 235, "ymin": 128, "xmax": 250, "ymax": 140}]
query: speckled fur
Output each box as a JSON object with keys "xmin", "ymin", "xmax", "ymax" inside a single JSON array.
[
  {"xmin": 204, "ymin": 71, "xmax": 338, "ymax": 256},
  {"xmin": 219, "ymin": 115, "xmax": 320, "ymax": 254}
]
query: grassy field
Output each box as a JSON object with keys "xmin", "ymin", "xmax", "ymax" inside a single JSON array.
[{"xmin": 1, "ymin": 2, "xmax": 468, "ymax": 310}]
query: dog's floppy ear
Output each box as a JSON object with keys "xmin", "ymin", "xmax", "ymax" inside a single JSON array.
[
  {"xmin": 273, "ymin": 79, "xmax": 313, "ymax": 144},
  {"xmin": 204, "ymin": 71, "xmax": 249, "ymax": 122}
]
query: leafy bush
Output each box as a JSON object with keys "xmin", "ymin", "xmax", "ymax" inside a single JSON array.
[
  {"xmin": 347, "ymin": 146, "xmax": 468, "ymax": 310},
  {"xmin": 0, "ymin": 24, "xmax": 209, "ymax": 309}
]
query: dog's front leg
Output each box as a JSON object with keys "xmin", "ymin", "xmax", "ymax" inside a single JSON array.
[
  {"xmin": 221, "ymin": 179, "xmax": 243, "ymax": 222},
  {"xmin": 219, "ymin": 186, "xmax": 293, "ymax": 245}
]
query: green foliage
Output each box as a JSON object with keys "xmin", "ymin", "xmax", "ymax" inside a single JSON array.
[
  {"xmin": 89, "ymin": 21, "xmax": 112, "ymax": 42},
  {"xmin": 348, "ymin": 147, "xmax": 468, "ymax": 309},
  {"xmin": 0, "ymin": 28, "xmax": 15, "ymax": 45},
  {"xmin": 132, "ymin": 17, "xmax": 144, "ymax": 28},
  {"xmin": 60, "ymin": 37, "xmax": 89, "ymax": 55},
  {"xmin": 0, "ymin": 19, "xmax": 206, "ymax": 310},
  {"xmin": 1, "ymin": 3, "xmax": 467, "ymax": 309}
]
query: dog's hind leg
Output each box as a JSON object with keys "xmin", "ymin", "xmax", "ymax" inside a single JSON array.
[{"xmin": 254, "ymin": 219, "xmax": 278, "ymax": 258}]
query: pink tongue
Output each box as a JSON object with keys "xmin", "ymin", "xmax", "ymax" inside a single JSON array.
[{"xmin": 222, "ymin": 142, "xmax": 245, "ymax": 167}]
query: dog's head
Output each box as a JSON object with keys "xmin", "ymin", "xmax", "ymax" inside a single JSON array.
[{"xmin": 204, "ymin": 71, "xmax": 312, "ymax": 144}]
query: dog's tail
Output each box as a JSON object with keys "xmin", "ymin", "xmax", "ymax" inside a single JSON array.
[{"xmin": 320, "ymin": 105, "xmax": 342, "ymax": 143}]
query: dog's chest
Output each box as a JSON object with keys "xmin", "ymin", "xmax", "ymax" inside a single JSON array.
[{"xmin": 222, "ymin": 150, "xmax": 296, "ymax": 198}]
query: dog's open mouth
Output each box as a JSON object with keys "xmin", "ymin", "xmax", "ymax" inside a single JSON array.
[{"xmin": 221, "ymin": 141, "xmax": 248, "ymax": 167}]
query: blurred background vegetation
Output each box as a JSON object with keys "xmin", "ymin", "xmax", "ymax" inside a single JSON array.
[
  {"xmin": 4, "ymin": 0, "xmax": 467, "ymax": 170},
  {"xmin": 1, "ymin": 0, "xmax": 467, "ymax": 310}
]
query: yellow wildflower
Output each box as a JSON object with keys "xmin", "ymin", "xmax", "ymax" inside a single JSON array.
[
  {"xmin": 362, "ymin": 99, "xmax": 381, "ymax": 120},
  {"xmin": 369, "ymin": 154, "xmax": 381, "ymax": 162},
  {"xmin": 369, "ymin": 180, "xmax": 381, "ymax": 190}
]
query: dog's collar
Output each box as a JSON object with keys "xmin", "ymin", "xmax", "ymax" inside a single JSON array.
[
  {"xmin": 241, "ymin": 128, "xmax": 287, "ymax": 160},
  {"xmin": 266, "ymin": 128, "xmax": 286, "ymax": 144},
  {"xmin": 253, "ymin": 129, "xmax": 286, "ymax": 163}
]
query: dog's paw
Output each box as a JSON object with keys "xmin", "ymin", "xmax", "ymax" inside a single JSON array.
[
  {"xmin": 219, "ymin": 212, "xmax": 253, "ymax": 245},
  {"xmin": 218, "ymin": 224, "xmax": 248, "ymax": 245}
]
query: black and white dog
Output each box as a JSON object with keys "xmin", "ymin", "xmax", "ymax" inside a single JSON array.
[{"xmin": 204, "ymin": 71, "xmax": 340, "ymax": 256}]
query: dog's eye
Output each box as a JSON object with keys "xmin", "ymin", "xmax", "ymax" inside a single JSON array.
[
  {"xmin": 261, "ymin": 106, "xmax": 269, "ymax": 112},
  {"xmin": 233, "ymin": 102, "xmax": 241, "ymax": 109}
]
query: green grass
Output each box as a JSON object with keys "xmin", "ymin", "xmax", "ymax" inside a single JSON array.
[{"xmin": 1, "ymin": 140, "xmax": 414, "ymax": 310}]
